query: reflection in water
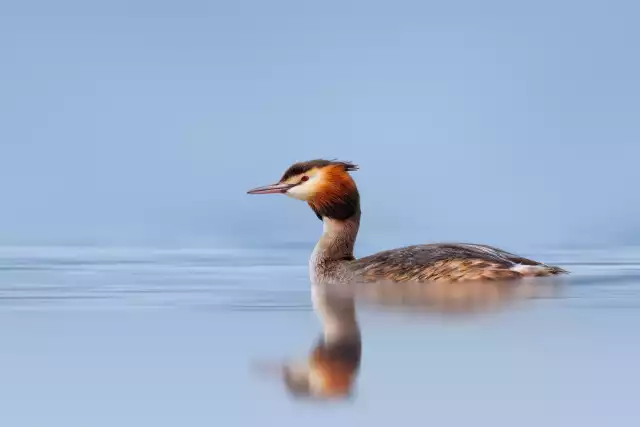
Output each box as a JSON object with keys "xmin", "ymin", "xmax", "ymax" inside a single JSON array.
[
  {"xmin": 332, "ymin": 276, "xmax": 565, "ymax": 315},
  {"xmin": 267, "ymin": 284, "xmax": 362, "ymax": 399},
  {"xmin": 257, "ymin": 276, "xmax": 565, "ymax": 400}
]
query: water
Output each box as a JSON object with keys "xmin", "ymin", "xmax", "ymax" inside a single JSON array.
[{"xmin": 1, "ymin": 245, "xmax": 639, "ymax": 426}]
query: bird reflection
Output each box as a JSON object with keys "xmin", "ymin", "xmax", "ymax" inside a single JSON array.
[
  {"xmin": 345, "ymin": 275, "xmax": 564, "ymax": 315},
  {"xmin": 256, "ymin": 276, "xmax": 563, "ymax": 400},
  {"xmin": 281, "ymin": 284, "xmax": 362, "ymax": 399}
]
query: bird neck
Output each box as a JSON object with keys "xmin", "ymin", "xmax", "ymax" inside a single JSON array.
[{"xmin": 313, "ymin": 210, "xmax": 361, "ymax": 264}]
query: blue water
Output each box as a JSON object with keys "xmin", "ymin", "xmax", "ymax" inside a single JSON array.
[{"xmin": 1, "ymin": 245, "xmax": 639, "ymax": 426}]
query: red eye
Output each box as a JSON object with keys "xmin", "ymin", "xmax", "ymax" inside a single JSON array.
[{"xmin": 301, "ymin": 176, "xmax": 309, "ymax": 182}]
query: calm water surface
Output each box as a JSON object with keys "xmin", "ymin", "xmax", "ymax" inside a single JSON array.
[{"xmin": 1, "ymin": 245, "xmax": 639, "ymax": 426}]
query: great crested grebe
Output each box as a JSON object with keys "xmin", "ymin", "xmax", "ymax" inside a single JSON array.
[{"xmin": 247, "ymin": 159, "xmax": 567, "ymax": 285}]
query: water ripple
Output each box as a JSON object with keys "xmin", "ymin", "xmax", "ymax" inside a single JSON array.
[{"xmin": 0, "ymin": 246, "xmax": 638, "ymax": 310}]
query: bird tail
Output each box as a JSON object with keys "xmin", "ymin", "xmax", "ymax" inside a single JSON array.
[{"xmin": 511, "ymin": 264, "xmax": 568, "ymax": 276}]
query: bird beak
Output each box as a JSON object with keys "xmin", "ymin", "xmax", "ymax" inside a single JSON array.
[{"xmin": 247, "ymin": 182, "xmax": 295, "ymax": 195}]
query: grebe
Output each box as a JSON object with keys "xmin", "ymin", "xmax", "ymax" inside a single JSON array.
[{"xmin": 247, "ymin": 159, "xmax": 567, "ymax": 285}]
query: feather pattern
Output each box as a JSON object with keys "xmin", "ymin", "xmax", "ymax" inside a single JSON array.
[{"xmin": 348, "ymin": 243, "xmax": 567, "ymax": 283}]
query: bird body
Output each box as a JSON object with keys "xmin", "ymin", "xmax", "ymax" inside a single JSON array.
[{"xmin": 248, "ymin": 159, "xmax": 567, "ymax": 285}]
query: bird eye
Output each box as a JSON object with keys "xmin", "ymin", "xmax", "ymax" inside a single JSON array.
[{"xmin": 301, "ymin": 176, "xmax": 309, "ymax": 182}]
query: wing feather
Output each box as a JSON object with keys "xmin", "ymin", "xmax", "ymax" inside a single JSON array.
[{"xmin": 350, "ymin": 243, "xmax": 565, "ymax": 282}]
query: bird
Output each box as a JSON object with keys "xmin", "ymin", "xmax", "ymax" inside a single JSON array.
[{"xmin": 247, "ymin": 159, "xmax": 567, "ymax": 286}]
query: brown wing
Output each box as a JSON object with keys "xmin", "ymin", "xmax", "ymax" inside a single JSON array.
[{"xmin": 349, "ymin": 243, "xmax": 565, "ymax": 283}]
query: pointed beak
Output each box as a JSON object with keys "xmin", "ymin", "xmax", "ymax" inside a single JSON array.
[{"xmin": 247, "ymin": 182, "xmax": 295, "ymax": 195}]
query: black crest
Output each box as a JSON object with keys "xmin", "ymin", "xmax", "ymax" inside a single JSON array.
[{"xmin": 280, "ymin": 159, "xmax": 358, "ymax": 182}]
